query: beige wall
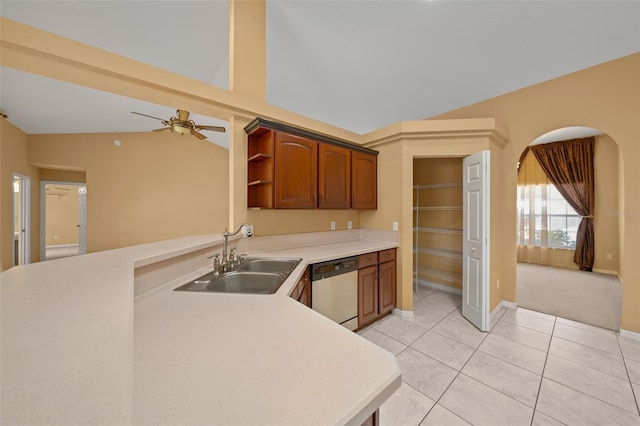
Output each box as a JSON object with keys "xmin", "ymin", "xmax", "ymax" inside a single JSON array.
[
  {"xmin": 593, "ymin": 135, "xmax": 620, "ymax": 272},
  {"xmin": 40, "ymin": 169, "xmax": 86, "ymax": 183},
  {"xmin": 0, "ymin": 119, "xmax": 40, "ymax": 270},
  {"xmin": 434, "ymin": 53, "xmax": 640, "ymax": 332},
  {"xmin": 45, "ymin": 185, "xmax": 80, "ymax": 246},
  {"xmin": 28, "ymin": 132, "xmax": 229, "ymax": 253},
  {"xmin": 360, "ymin": 120, "xmax": 509, "ymax": 312}
]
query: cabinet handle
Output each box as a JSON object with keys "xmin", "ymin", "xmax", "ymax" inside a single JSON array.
[
  {"xmin": 313, "ymin": 193, "xmax": 317, "ymax": 204},
  {"xmin": 320, "ymin": 193, "xmax": 325, "ymax": 204}
]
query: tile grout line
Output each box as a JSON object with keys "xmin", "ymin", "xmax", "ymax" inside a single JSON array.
[
  {"xmin": 529, "ymin": 315, "xmax": 565, "ymax": 426},
  {"xmin": 616, "ymin": 333, "xmax": 640, "ymax": 417},
  {"xmin": 415, "ymin": 303, "xmax": 492, "ymax": 426}
]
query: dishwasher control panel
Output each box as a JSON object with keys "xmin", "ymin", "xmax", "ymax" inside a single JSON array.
[{"xmin": 310, "ymin": 256, "xmax": 359, "ymax": 281}]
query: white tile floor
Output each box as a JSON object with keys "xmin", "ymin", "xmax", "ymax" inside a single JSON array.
[{"xmin": 359, "ymin": 285, "xmax": 640, "ymax": 426}]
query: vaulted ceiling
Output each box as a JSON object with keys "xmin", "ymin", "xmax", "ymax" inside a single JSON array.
[{"xmin": 1, "ymin": 1, "xmax": 638, "ymax": 149}]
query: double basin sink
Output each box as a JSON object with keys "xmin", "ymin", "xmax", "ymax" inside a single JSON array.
[{"xmin": 174, "ymin": 257, "xmax": 301, "ymax": 294}]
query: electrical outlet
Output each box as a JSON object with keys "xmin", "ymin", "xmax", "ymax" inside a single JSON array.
[
  {"xmin": 606, "ymin": 253, "xmax": 613, "ymax": 260},
  {"xmin": 392, "ymin": 221, "xmax": 399, "ymax": 232},
  {"xmin": 330, "ymin": 221, "xmax": 336, "ymax": 230},
  {"xmin": 347, "ymin": 221, "xmax": 352, "ymax": 230}
]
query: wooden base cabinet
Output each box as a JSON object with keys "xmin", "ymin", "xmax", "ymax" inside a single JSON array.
[
  {"xmin": 358, "ymin": 249, "xmax": 396, "ymax": 328},
  {"xmin": 290, "ymin": 267, "xmax": 311, "ymax": 307}
]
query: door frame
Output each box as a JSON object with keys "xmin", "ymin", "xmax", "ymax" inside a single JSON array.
[
  {"xmin": 40, "ymin": 180, "xmax": 87, "ymax": 260},
  {"xmin": 12, "ymin": 173, "xmax": 31, "ymax": 266}
]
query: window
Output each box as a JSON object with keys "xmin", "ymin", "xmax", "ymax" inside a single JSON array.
[{"xmin": 517, "ymin": 184, "xmax": 580, "ymax": 248}]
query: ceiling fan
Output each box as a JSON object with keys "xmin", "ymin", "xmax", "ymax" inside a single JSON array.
[{"xmin": 131, "ymin": 109, "xmax": 226, "ymax": 140}]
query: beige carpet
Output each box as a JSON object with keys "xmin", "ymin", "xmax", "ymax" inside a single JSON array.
[{"xmin": 517, "ymin": 263, "xmax": 622, "ymax": 331}]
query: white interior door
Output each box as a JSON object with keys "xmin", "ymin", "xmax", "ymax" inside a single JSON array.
[
  {"xmin": 13, "ymin": 174, "xmax": 31, "ymax": 266},
  {"xmin": 78, "ymin": 186, "xmax": 87, "ymax": 254},
  {"xmin": 462, "ymin": 151, "xmax": 490, "ymax": 331}
]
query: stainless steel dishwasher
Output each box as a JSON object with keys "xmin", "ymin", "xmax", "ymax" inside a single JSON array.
[{"xmin": 310, "ymin": 256, "xmax": 359, "ymax": 331}]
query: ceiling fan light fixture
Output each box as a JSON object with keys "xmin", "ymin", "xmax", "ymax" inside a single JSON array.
[
  {"xmin": 170, "ymin": 121, "xmax": 192, "ymax": 135},
  {"xmin": 132, "ymin": 109, "xmax": 223, "ymax": 139}
]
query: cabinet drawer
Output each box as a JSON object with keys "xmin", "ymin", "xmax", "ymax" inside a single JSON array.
[
  {"xmin": 358, "ymin": 252, "xmax": 378, "ymax": 269},
  {"xmin": 378, "ymin": 248, "xmax": 396, "ymax": 263}
]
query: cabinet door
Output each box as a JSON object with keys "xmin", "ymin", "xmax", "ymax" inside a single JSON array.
[
  {"xmin": 275, "ymin": 132, "xmax": 318, "ymax": 208},
  {"xmin": 378, "ymin": 260, "xmax": 396, "ymax": 315},
  {"xmin": 358, "ymin": 265, "xmax": 379, "ymax": 327},
  {"xmin": 298, "ymin": 282, "xmax": 310, "ymax": 307},
  {"xmin": 351, "ymin": 151, "xmax": 377, "ymax": 209},
  {"xmin": 318, "ymin": 143, "xmax": 351, "ymax": 209},
  {"xmin": 297, "ymin": 268, "xmax": 311, "ymax": 307}
]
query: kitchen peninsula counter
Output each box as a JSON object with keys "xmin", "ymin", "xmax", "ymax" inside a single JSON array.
[{"xmin": 1, "ymin": 230, "xmax": 400, "ymax": 425}]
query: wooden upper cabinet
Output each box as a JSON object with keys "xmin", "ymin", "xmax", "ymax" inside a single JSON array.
[
  {"xmin": 318, "ymin": 144, "xmax": 351, "ymax": 209},
  {"xmin": 245, "ymin": 118, "xmax": 378, "ymax": 210},
  {"xmin": 352, "ymin": 151, "xmax": 377, "ymax": 209},
  {"xmin": 275, "ymin": 132, "xmax": 318, "ymax": 208}
]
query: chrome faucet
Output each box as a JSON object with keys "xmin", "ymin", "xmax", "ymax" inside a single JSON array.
[{"xmin": 220, "ymin": 224, "xmax": 253, "ymax": 272}]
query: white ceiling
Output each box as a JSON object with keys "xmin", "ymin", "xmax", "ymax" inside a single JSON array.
[{"xmin": 1, "ymin": 0, "xmax": 639, "ymax": 149}]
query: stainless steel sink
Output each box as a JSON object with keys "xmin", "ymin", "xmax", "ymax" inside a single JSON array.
[
  {"xmin": 174, "ymin": 257, "xmax": 301, "ymax": 294},
  {"xmin": 236, "ymin": 258, "xmax": 300, "ymax": 273},
  {"xmin": 207, "ymin": 271, "xmax": 284, "ymax": 293}
]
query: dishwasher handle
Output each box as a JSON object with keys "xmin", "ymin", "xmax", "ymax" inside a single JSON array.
[{"xmin": 311, "ymin": 256, "xmax": 359, "ymax": 281}]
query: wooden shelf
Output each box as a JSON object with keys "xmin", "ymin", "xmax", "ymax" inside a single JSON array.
[
  {"xmin": 248, "ymin": 179, "xmax": 272, "ymax": 186},
  {"xmin": 248, "ymin": 153, "xmax": 272, "ymax": 162}
]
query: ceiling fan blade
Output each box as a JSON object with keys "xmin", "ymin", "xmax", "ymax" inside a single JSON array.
[
  {"xmin": 195, "ymin": 125, "xmax": 226, "ymax": 133},
  {"xmin": 190, "ymin": 129, "xmax": 207, "ymax": 140},
  {"xmin": 131, "ymin": 111, "xmax": 166, "ymax": 121},
  {"xmin": 152, "ymin": 127, "xmax": 173, "ymax": 132}
]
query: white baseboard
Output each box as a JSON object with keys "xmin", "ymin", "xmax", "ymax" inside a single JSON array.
[
  {"xmin": 619, "ymin": 328, "xmax": 640, "ymax": 342},
  {"xmin": 491, "ymin": 300, "xmax": 517, "ymax": 324},
  {"xmin": 414, "ymin": 279, "xmax": 462, "ymax": 295},
  {"xmin": 495, "ymin": 300, "xmax": 518, "ymax": 311},
  {"xmin": 392, "ymin": 308, "xmax": 414, "ymax": 319},
  {"xmin": 592, "ymin": 268, "xmax": 619, "ymax": 277}
]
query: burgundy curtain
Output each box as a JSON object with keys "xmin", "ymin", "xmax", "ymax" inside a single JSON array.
[{"xmin": 530, "ymin": 137, "xmax": 595, "ymax": 271}]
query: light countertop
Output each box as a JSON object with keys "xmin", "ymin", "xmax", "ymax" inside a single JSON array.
[{"xmin": 1, "ymin": 229, "xmax": 401, "ymax": 425}]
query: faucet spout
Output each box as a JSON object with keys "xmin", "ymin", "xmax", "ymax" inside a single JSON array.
[{"xmin": 221, "ymin": 224, "xmax": 253, "ymax": 272}]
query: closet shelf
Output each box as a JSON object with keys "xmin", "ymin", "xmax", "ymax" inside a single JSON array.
[
  {"xmin": 413, "ymin": 206, "xmax": 462, "ymax": 211},
  {"xmin": 413, "ymin": 247, "xmax": 462, "ymax": 259},
  {"xmin": 413, "ymin": 227, "xmax": 462, "ymax": 235},
  {"xmin": 413, "ymin": 182, "xmax": 462, "ymax": 189},
  {"xmin": 414, "ymin": 169, "xmax": 464, "ymax": 291},
  {"xmin": 414, "ymin": 267, "xmax": 462, "ymax": 284}
]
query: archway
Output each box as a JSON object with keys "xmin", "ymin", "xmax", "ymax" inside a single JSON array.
[{"xmin": 515, "ymin": 126, "xmax": 623, "ymax": 330}]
